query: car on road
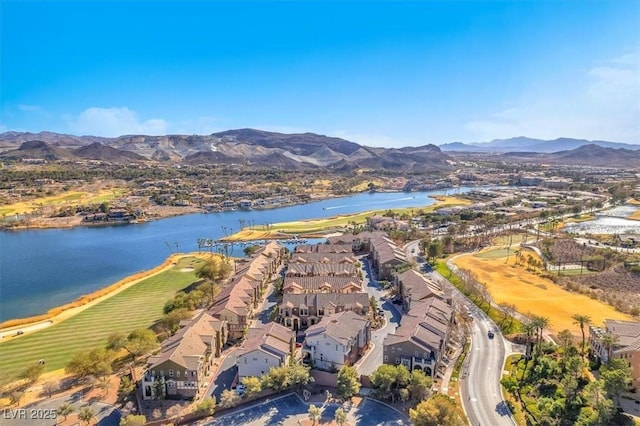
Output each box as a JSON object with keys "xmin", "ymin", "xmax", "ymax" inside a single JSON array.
[{"xmin": 487, "ymin": 331, "xmax": 495, "ymax": 339}]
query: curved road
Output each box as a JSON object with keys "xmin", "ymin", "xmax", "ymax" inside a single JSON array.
[
  {"xmin": 408, "ymin": 242, "xmax": 516, "ymax": 426},
  {"xmin": 460, "ymin": 304, "xmax": 515, "ymax": 426}
]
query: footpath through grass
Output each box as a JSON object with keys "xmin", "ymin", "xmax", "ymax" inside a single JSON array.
[{"xmin": 0, "ymin": 257, "xmax": 202, "ymax": 376}]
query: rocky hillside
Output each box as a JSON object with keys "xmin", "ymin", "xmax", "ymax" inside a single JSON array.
[
  {"xmin": 0, "ymin": 129, "xmax": 453, "ymax": 171},
  {"xmin": 499, "ymin": 144, "xmax": 640, "ymax": 167}
]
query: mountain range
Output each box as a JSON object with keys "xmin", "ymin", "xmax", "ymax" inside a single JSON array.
[
  {"xmin": 1, "ymin": 130, "xmax": 638, "ymax": 169},
  {"xmin": 0, "ymin": 129, "xmax": 453, "ymax": 171},
  {"xmin": 440, "ymin": 136, "xmax": 640, "ymax": 153}
]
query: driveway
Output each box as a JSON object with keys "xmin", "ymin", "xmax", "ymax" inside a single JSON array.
[
  {"xmin": 355, "ymin": 258, "xmax": 401, "ymax": 376},
  {"xmin": 203, "ymin": 393, "xmax": 409, "ymax": 426}
]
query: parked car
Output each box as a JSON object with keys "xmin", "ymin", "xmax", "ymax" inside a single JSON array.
[
  {"xmin": 392, "ymin": 299, "xmax": 403, "ymax": 305},
  {"xmin": 488, "ymin": 331, "xmax": 495, "ymax": 339},
  {"xmin": 235, "ymin": 384, "xmax": 246, "ymax": 396}
]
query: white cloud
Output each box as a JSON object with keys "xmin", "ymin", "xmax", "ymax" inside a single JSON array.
[
  {"xmin": 67, "ymin": 107, "xmax": 168, "ymax": 137},
  {"xmin": 465, "ymin": 50, "xmax": 640, "ymax": 144}
]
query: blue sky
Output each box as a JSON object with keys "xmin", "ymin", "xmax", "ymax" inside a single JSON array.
[{"xmin": 1, "ymin": 1, "xmax": 639, "ymax": 147}]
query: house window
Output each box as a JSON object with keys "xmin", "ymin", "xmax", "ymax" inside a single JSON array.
[
  {"xmin": 318, "ymin": 309, "xmax": 324, "ymax": 316},
  {"xmin": 169, "ymin": 370, "xmax": 174, "ymax": 377},
  {"xmin": 176, "ymin": 371, "xmax": 180, "ymax": 377},
  {"xmin": 185, "ymin": 371, "xmax": 188, "ymax": 377},
  {"xmin": 424, "ymin": 353, "xmax": 429, "ymax": 359},
  {"xmin": 384, "ymin": 355, "xmax": 388, "ymax": 362},
  {"xmin": 266, "ymin": 359, "xmax": 268, "ymax": 363},
  {"xmin": 244, "ymin": 358, "xmax": 247, "ymax": 364},
  {"xmin": 395, "ymin": 357, "xmax": 400, "ymax": 364},
  {"xmin": 160, "ymin": 370, "xmax": 164, "ymax": 377},
  {"xmin": 192, "ymin": 371, "xmax": 196, "ymax": 377},
  {"xmin": 415, "ymin": 351, "xmax": 419, "ymax": 357}
]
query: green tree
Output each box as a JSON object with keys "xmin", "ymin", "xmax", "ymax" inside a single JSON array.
[
  {"xmin": 119, "ymin": 414, "xmax": 147, "ymax": 426},
  {"xmin": 118, "ymin": 376, "xmax": 136, "ymax": 402},
  {"xmin": 601, "ymin": 359, "xmax": 631, "ymax": 406},
  {"xmin": 240, "ymin": 376, "xmax": 262, "ymax": 398},
  {"xmin": 407, "ymin": 369, "xmax": 432, "ymax": 402},
  {"xmin": 427, "ymin": 241, "xmax": 442, "ymax": 262},
  {"xmin": 57, "ymin": 403, "xmax": 74, "ymax": 421},
  {"xmin": 21, "ymin": 363, "xmax": 45, "ymax": 384},
  {"xmin": 159, "ymin": 308, "xmax": 193, "ymax": 335},
  {"xmin": 308, "ymin": 404, "xmax": 321, "ymax": 426},
  {"xmin": 581, "ymin": 380, "xmax": 615, "ymax": 424},
  {"xmin": 557, "ymin": 329, "xmax": 574, "ymax": 353},
  {"xmin": 337, "ymin": 365, "xmax": 360, "ymax": 401},
  {"xmin": 219, "ymin": 389, "xmax": 240, "ymax": 408},
  {"xmin": 78, "ymin": 406, "xmax": 95, "ymax": 425},
  {"xmin": 42, "ymin": 380, "xmax": 58, "ymax": 398},
  {"xmin": 193, "ymin": 396, "xmax": 216, "ymax": 416},
  {"xmin": 409, "ymin": 394, "xmax": 465, "ymax": 426},
  {"xmin": 287, "ymin": 363, "xmax": 313, "ymax": 391},
  {"xmin": 66, "ymin": 348, "xmax": 113, "ymax": 380},
  {"xmin": 334, "ymin": 407, "xmax": 347, "ymax": 426},
  {"xmin": 261, "ymin": 365, "xmax": 290, "ymax": 391},
  {"xmin": 107, "ymin": 328, "xmax": 158, "ymax": 362},
  {"xmin": 571, "ymin": 314, "xmax": 591, "ymax": 359},
  {"xmin": 370, "ymin": 364, "xmax": 399, "ymax": 395}
]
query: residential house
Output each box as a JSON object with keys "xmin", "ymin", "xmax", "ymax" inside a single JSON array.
[
  {"xmin": 294, "ymin": 244, "xmax": 353, "ymax": 254},
  {"xmin": 279, "ymin": 292, "xmax": 370, "ymax": 331},
  {"xmin": 289, "ymin": 252, "xmax": 359, "ymax": 265},
  {"xmin": 383, "ymin": 297, "xmax": 453, "ymax": 377},
  {"xmin": 303, "ymin": 311, "xmax": 371, "ymax": 371},
  {"xmin": 366, "ymin": 234, "xmax": 407, "ymax": 281},
  {"xmin": 141, "ymin": 312, "xmax": 228, "ymax": 400},
  {"xmin": 395, "ymin": 269, "xmax": 444, "ymax": 311},
  {"xmin": 285, "ymin": 262, "xmax": 358, "ymax": 278},
  {"xmin": 209, "ymin": 242, "xmax": 284, "ymax": 340},
  {"xmin": 237, "ymin": 322, "xmax": 298, "ymax": 378},
  {"xmin": 590, "ymin": 319, "xmax": 640, "ymax": 391},
  {"xmin": 283, "ymin": 276, "xmax": 362, "ymax": 294}
]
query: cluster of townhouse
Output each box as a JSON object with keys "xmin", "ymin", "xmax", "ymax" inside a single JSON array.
[
  {"xmin": 141, "ymin": 242, "xmax": 285, "ymax": 400},
  {"xmin": 277, "ymin": 241, "xmax": 372, "ymax": 372},
  {"xmin": 141, "ymin": 230, "xmax": 457, "ymax": 401},
  {"xmin": 590, "ymin": 319, "xmax": 640, "ymax": 391}
]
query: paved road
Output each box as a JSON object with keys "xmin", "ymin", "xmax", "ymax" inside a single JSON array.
[
  {"xmin": 0, "ymin": 391, "xmax": 120, "ymax": 426},
  {"xmin": 426, "ymin": 268, "xmax": 516, "ymax": 426},
  {"xmin": 355, "ymin": 258, "xmax": 400, "ymax": 376}
]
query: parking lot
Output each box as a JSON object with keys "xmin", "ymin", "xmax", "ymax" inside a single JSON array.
[{"xmin": 205, "ymin": 393, "xmax": 409, "ymax": 426}]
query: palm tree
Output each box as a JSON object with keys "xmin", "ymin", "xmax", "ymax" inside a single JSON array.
[
  {"xmin": 599, "ymin": 332, "xmax": 619, "ymax": 362},
  {"xmin": 571, "ymin": 314, "xmax": 592, "ymax": 359},
  {"xmin": 521, "ymin": 321, "xmax": 537, "ymax": 360},
  {"xmin": 530, "ymin": 315, "xmax": 550, "ymax": 356}
]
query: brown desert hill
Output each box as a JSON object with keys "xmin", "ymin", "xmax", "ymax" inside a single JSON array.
[
  {"xmin": 0, "ymin": 131, "xmax": 109, "ymax": 150},
  {"xmin": 550, "ymin": 144, "xmax": 640, "ymax": 166},
  {"xmin": 0, "ymin": 129, "xmax": 454, "ymax": 171},
  {"xmin": 213, "ymin": 128, "xmax": 366, "ymax": 156},
  {"xmin": 0, "ymin": 140, "xmax": 75, "ymax": 161},
  {"xmin": 74, "ymin": 142, "xmax": 147, "ymax": 162}
]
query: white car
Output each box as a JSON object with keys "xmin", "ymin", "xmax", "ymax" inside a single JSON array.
[{"xmin": 235, "ymin": 384, "xmax": 246, "ymax": 396}]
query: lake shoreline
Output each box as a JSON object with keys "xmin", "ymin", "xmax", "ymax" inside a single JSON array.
[{"xmin": 0, "ymin": 252, "xmax": 209, "ymax": 333}]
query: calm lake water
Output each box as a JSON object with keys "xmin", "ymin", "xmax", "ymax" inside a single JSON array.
[
  {"xmin": 562, "ymin": 205, "xmax": 640, "ymax": 235},
  {"xmin": 0, "ymin": 188, "xmax": 470, "ymax": 322}
]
